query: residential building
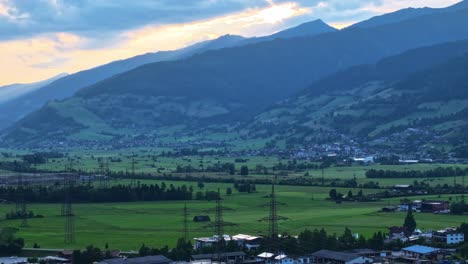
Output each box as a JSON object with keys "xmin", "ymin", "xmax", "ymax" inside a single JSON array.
[
  {"xmin": 98, "ymin": 255, "xmax": 172, "ymax": 264},
  {"xmin": 231, "ymin": 234, "xmax": 262, "ymax": 251},
  {"xmin": 310, "ymin": 250, "xmax": 373, "ymax": 264},
  {"xmin": 432, "ymin": 228, "xmax": 464, "ymax": 245},
  {"xmin": 401, "ymin": 245, "xmax": 440, "ymax": 260},
  {"xmin": 274, "ymin": 255, "xmax": 294, "ymax": 264},
  {"xmin": 420, "ymin": 201, "xmax": 449, "ymax": 213},
  {"xmin": 193, "ymin": 235, "xmax": 231, "ymax": 250},
  {"xmin": 191, "ymin": 252, "xmax": 245, "ymax": 263},
  {"xmin": 256, "ymin": 252, "xmax": 275, "ymax": 264}
]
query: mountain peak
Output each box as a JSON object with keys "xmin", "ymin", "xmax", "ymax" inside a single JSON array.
[{"xmin": 267, "ymin": 19, "xmax": 337, "ymax": 40}]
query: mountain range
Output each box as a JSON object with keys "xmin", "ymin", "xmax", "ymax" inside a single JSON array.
[
  {"xmin": 0, "ymin": 73, "xmax": 67, "ymax": 104},
  {"xmin": 0, "ymin": 19, "xmax": 336, "ymax": 130},
  {"xmin": 246, "ymin": 39, "xmax": 468, "ymax": 147},
  {"xmin": 1, "ymin": 1, "xmax": 468, "ymax": 150}
]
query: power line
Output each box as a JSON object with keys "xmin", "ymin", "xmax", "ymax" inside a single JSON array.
[
  {"xmin": 183, "ymin": 203, "xmax": 189, "ymax": 241},
  {"xmin": 16, "ymin": 175, "xmax": 28, "ymax": 227},
  {"xmin": 64, "ymin": 176, "xmax": 75, "ymax": 244},
  {"xmin": 130, "ymin": 155, "xmax": 137, "ymax": 186},
  {"xmin": 259, "ymin": 180, "xmax": 288, "ymax": 239},
  {"xmin": 204, "ymin": 189, "xmax": 237, "ymax": 260}
]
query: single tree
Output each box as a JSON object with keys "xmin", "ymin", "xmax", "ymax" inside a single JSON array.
[
  {"xmin": 403, "ymin": 204, "xmax": 417, "ymax": 233},
  {"xmin": 240, "ymin": 166, "xmax": 249, "ymax": 176}
]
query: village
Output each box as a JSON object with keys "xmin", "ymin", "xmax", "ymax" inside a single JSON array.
[{"xmin": 3, "ymin": 225, "xmax": 465, "ymax": 264}]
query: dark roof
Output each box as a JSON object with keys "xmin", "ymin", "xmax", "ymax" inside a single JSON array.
[
  {"xmin": 193, "ymin": 215, "xmax": 211, "ymax": 222},
  {"xmin": 311, "ymin": 250, "xmax": 361, "ymax": 262},
  {"xmin": 348, "ymin": 249, "xmax": 377, "ymax": 255},
  {"xmin": 192, "ymin": 251, "xmax": 246, "ymax": 260},
  {"xmin": 99, "ymin": 255, "xmax": 173, "ymax": 264}
]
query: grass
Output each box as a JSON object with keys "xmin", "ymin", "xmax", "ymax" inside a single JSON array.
[
  {"xmin": 0, "ymin": 180, "xmax": 465, "ymax": 251},
  {"xmin": 24, "ymin": 153, "xmax": 467, "ymax": 187}
]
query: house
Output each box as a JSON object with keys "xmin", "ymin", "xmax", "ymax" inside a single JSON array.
[
  {"xmin": 393, "ymin": 185, "xmax": 414, "ymax": 191},
  {"xmin": 421, "ymin": 201, "xmax": 449, "ymax": 213},
  {"xmin": 56, "ymin": 250, "xmax": 74, "ymax": 261},
  {"xmin": 401, "ymin": 245, "xmax": 440, "ymax": 260},
  {"xmin": 310, "ymin": 250, "xmax": 373, "ymax": 264},
  {"xmin": 98, "ymin": 255, "xmax": 173, "ymax": 264},
  {"xmin": 193, "ymin": 235, "xmax": 231, "ymax": 250},
  {"xmin": 296, "ymin": 256, "xmax": 311, "ymax": 264},
  {"xmin": 0, "ymin": 257, "xmax": 28, "ymax": 264},
  {"xmin": 432, "ymin": 228, "xmax": 464, "ymax": 245},
  {"xmin": 42, "ymin": 256, "xmax": 70, "ymax": 264},
  {"xmin": 256, "ymin": 252, "xmax": 275, "ymax": 264},
  {"xmin": 274, "ymin": 255, "xmax": 294, "ymax": 264},
  {"xmin": 191, "ymin": 251, "xmax": 245, "ymax": 263},
  {"xmin": 347, "ymin": 249, "xmax": 379, "ymax": 258},
  {"xmin": 231, "ymin": 234, "xmax": 262, "ymax": 250},
  {"xmin": 193, "ymin": 215, "xmax": 211, "ymax": 222}
]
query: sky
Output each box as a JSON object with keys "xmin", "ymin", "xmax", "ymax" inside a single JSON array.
[{"xmin": 0, "ymin": 0, "xmax": 461, "ymax": 86}]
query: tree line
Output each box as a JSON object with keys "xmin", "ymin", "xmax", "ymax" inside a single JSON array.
[
  {"xmin": 366, "ymin": 167, "xmax": 467, "ymax": 179},
  {"xmin": 0, "ymin": 183, "xmax": 222, "ymax": 204}
]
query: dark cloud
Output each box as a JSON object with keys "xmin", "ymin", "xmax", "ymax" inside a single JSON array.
[{"xmin": 0, "ymin": 0, "xmax": 268, "ymax": 40}]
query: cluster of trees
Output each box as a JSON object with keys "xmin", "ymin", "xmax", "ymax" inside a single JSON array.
[
  {"xmin": 194, "ymin": 190, "xmax": 220, "ymax": 201},
  {"xmin": 0, "ymin": 183, "xmax": 197, "ymax": 203},
  {"xmin": 328, "ymin": 189, "xmax": 365, "ymax": 201},
  {"xmin": 260, "ymin": 228, "xmax": 386, "ymax": 255},
  {"xmin": 139, "ymin": 238, "xmax": 195, "ymax": 261},
  {"xmin": 160, "ymin": 149, "xmax": 227, "ymax": 158},
  {"xmin": 0, "ymin": 152, "xmax": 66, "ymax": 172},
  {"xmin": 450, "ymin": 200, "xmax": 468, "ymax": 215},
  {"xmin": 0, "ymin": 228, "xmax": 24, "ymax": 256},
  {"xmin": 175, "ymin": 162, "xmax": 236, "ymax": 174},
  {"xmin": 272, "ymin": 160, "xmax": 318, "ymax": 172},
  {"xmin": 234, "ymin": 182, "xmax": 256, "ymax": 193},
  {"xmin": 366, "ymin": 167, "xmax": 468, "ymax": 178},
  {"xmin": 5, "ymin": 210, "xmax": 42, "ymax": 220},
  {"xmin": 0, "ymin": 160, "xmax": 38, "ymax": 173}
]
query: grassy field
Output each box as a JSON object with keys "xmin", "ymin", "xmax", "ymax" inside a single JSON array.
[
  {"xmin": 1, "ymin": 149, "xmax": 465, "ymax": 188},
  {"xmin": 0, "ymin": 180, "xmax": 466, "ymax": 251}
]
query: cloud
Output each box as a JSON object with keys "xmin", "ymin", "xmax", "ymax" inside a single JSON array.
[
  {"xmin": 0, "ymin": 1, "xmax": 310, "ymax": 86},
  {"xmin": 0, "ymin": 0, "xmax": 462, "ymax": 85},
  {"xmin": 0, "ymin": 0, "xmax": 269, "ymax": 40}
]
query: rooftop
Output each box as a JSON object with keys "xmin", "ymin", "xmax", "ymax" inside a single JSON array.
[
  {"xmin": 98, "ymin": 256, "xmax": 173, "ymax": 264},
  {"xmin": 311, "ymin": 250, "xmax": 360, "ymax": 262},
  {"xmin": 257, "ymin": 252, "xmax": 274, "ymax": 258},
  {"xmin": 232, "ymin": 234, "xmax": 261, "ymax": 241},
  {"xmin": 403, "ymin": 245, "xmax": 439, "ymax": 255},
  {"xmin": 192, "ymin": 252, "xmax": 245, "ymax": 260}
]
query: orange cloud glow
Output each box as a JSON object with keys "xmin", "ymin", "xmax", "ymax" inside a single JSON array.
[{"xmin": 0, "ymin": 2, "xmax": 310, "ymax": 86}]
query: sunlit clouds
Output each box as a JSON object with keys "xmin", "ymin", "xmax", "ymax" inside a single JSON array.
[
  {"xmin": 0, "ymin": 1, "xmax": 310, "ymax": 86},
  {"xmin": 0, "ymin": 0, "xmax": 462, "ymax": 86}
]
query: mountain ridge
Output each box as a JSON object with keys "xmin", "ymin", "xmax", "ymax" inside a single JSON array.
[
  {"xmin": 0, "ymin": 20, "xmax": 336, "ymax": 130},
  {"xmin": 4, "ymin": 7, "xmax": 468, "ymax": 147}
]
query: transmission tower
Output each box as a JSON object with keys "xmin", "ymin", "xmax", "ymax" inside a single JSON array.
[
  {"xmin": 98, "ymin": 158, "xmax": 108, "ymax": 187},
  {"xmin": 16, "ymin": 175, "xmax": 28, "ymax": 227},
  {"xmin": 183, "ymin": 204, "xmax": 189, "ymax": 241},
  {"xmin": 205, "ymin": 189, "xmax": 236, "ymax": 259},
  {"xmin": 130, "ymin": 156, "xmax": 137, "ymax": 186},
  {"xmin": 259, "ymin": 181, "xmax": 288, "ymax": 238},
  {"xmin": 64, "ymin": 178, "xmax": 75, "ymax": 244}
]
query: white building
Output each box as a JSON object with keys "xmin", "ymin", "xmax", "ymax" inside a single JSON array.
[
  {"xmin": 432, "ymin": 228, "xmax": 464, "ymax": 245},
  {"xmin": 231, "ymin": 234, "xmax": 262, "ymax": 251},
  {"xmin": 193, "ymin": 235, "xmax": 231, "ymax": 250},
  {"xmin": 274, "ymin": 255, "xmax": 294, "ymax": 264}
]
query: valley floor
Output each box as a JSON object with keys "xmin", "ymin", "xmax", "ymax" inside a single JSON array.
[{"xmin": 0, "ymin": 181, "xmax": 465, "ymax": 250}]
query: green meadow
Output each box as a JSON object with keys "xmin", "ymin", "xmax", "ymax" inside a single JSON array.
[{"xmin": 0, "ymin": 181, "xmax": 465, "ymax": 251}]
